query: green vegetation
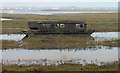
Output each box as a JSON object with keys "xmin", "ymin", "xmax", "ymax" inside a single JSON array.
[
  {"xmin": 2, "ymin": 63, "xmax": 118, "ymax": 71},
  {"xmin": 1, "ymin": 13, "xmax": 118, "ymax": 34}
]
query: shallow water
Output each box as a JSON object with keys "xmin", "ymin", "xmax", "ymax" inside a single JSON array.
[
  {"xmin": 0, "ymin": 34, "xmax": 26, "ymax": 41},
  {"xmin": 0, "ymin": 32, "xmax": 119, "ymax": 41},
  {"xmin": 0, "ymin": 18, "xmax": 13, "ymax": 21},
  {"xmin": 1, "ymin": 32, "xmax": 119, "ymax": 66},
  {"xmin": 1, "ymin": 46, "xmax": 118, "ymax": 66},
  {"xmin": 1, "ymin": 10, "xmax": 117, "ymax": 15},
  {"xmin": 91, "ymin": 32, "xmax": 119, "ymax": 41}
]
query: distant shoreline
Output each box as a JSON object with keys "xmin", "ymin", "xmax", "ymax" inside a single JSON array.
[{"xmin": 1, "ymin": 10, "xmax": 118, "ymax": 15}]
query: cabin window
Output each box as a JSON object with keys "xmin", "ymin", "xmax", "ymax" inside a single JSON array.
[
  {"xmin": 42, "ymin": 24, "xmax": 51, "ymax": 28},
  {"xmin": 30, "ymin": 27, "xmax": 38, "ymax": 30},
  {"xmin": 60, "ymin": 24, "xmax": 65, "ymax": 28},
  {"xmin": 46, "ymin": 24, "xmax": 51, "ymax": 28},
  {"xmin": 55, "ymin": 24, "xmax": 59, "ymax": 28},
  {"xmin": 76, "ymin": 24, "xmax": 80, "ymax": 28},
  {"xmin": 80, "ymin": 24, "xmax": 83, "ymax": 28},
  {"xmin": 42, "ymin": 24, "xmax": 46, "ymax": 27},
  {"xmin": 76, "ymin": 24, "xmax": 84, "ymax": 28}
]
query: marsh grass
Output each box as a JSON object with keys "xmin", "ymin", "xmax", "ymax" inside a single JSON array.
[
  {"xmin": 1, "ymin": 13, "xmax": 119, "ymax": 72},
  {"xmin": 2, "ymin": 40, "xmax": 21, "ymax": 49},
  {"xmin": 2, "ymin": 63, "xmax": 118, "ymax": 71},
  {"xmin": 2, "ymin": 35, "xmax": 95, "ymax": 49},
  {"xmin": 1, "ymin": 13, "xmax": 118, "ymax": 34},
  {"xmin": 2, "ymin": 35, "xmax": 119, "ymax": 49},
  {"xmin": 97, "ymin": 40, "xmax": 120, "ymax": 47},
  {"xmin": 22, "ymin": 35, "xmax": 95, "ymax": 49}
]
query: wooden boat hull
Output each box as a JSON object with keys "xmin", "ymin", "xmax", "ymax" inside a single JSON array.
[{"xmin": 22, "ymin": 29, "xmax": 95, "ymax": 36}]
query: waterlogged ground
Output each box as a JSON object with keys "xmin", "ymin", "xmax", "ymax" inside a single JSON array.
[
  {"xmin": 1, "ymin": 32, "xmax": 119, "ymax": 41},
  {"xmin": 0, "ymin": 32, "xmax": 119, "ymax": 67},
  {"xmin": 1, "ymin": 32, "xmax": 119, "ymax": 49},
  {"xmin": 2, "ymin": 46, "xmax": 118, "ymax": 66},
  {"xmin": 1, "ymin": 12, "xmax": 119, "ymax": 71}
]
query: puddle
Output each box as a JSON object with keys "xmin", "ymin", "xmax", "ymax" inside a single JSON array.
[
  {"xmin": 0, "ymin": 34, "xmax": 26, "ymax": 41},
  {"xmin": 0, "ymin": 18, "xmax": 13, "ymax": 21},
  {"xmin": 1, "ymin": 46, "xmax": 118, "ymax": 66},
  {"xmin": 91, "ymin": 32, "xmax": 119, "ymax": 41}
]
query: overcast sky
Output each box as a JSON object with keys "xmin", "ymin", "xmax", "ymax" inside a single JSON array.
[
  {"xmin": 1, "ymin": 0, "xmax": 120, "ymax": 2},
  {"xmin": 1, "ymin": 0, "xmax": 119, "ymax": 8}
]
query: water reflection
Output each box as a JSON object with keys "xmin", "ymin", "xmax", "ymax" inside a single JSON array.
[
  {"xmin": 91, "ymin": 32, "xmax": 119, "ymax": 41},
  {"xmin": 1, "ymin": 32, "xmax": 119, "ymax": 66},
  {"xmin": 0, "ymin": 18, "xmax": 13, "ymax": 21},
  {"xmin": 0, "ymin": 34, "xmax": 26, "ymax": 41},
  {"xmin": 2, "ymin": 46, "xmax": 118, "ymax": 66},
  {"xmin": 0, "ymin": 32, "xmax": 118, "ymax": 41},
  {"xmin": 1, "ymin": 32, "xmax": 119, "ymax": 49}
]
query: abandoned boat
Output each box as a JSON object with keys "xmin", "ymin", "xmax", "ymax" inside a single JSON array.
[{"xmin": 22, "ymin": 21, "xmax": 95, "ymax": 35}]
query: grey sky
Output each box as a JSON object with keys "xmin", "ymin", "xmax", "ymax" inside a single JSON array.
[
  {"xmin": 1, "ymin": 0, "xmax": 120, "ymax": 2},
  {"xmin": 1, "ymin": 2, "xmax": 118, "ymax": 8},
  {"xmin": 1, "ymin": 0, "xmax": 119, "ymax": 8}
]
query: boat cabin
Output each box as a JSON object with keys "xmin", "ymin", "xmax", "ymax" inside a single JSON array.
[{"xmin": 28, "ymin": 21, "xmax": 88, "ymax": 34}]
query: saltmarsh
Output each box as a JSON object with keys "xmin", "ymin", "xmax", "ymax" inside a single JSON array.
[
  {"xmin": 1, "ymin": 13, "xmax": 119, "ymax": 72},
  {"xmin": 2, "ymin": 63, "xmax": 118, "ymax": 71},
  {"xmin": 1, "ymin": 13, "xmax": 118, "ymax": 34}
]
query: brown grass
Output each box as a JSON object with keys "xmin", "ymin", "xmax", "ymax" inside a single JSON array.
[{"xmin": 1, "ymin": 13, "xmax": 118, "ymax": 34}]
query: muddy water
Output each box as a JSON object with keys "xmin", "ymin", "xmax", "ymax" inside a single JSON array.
[
  {"xmin": 1, "ymin": 32, "xmax": 119, "ymax": 66},
  {"xmin": 2, "ymin": 46, "xmax": 118, "ymax": 66}
]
